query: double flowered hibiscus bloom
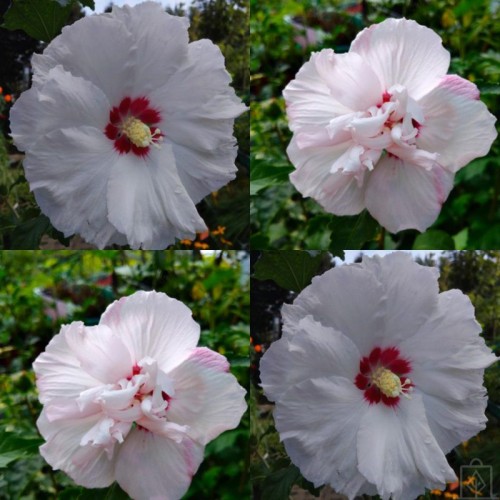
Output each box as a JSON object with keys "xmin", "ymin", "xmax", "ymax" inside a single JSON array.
[
  {"xmin": 284, "ymin": 18, "xmax": 497, "ymax": 232},
  {"xmin": 260, "ymin": 253, "xmax": 498, "ymax": 500},
  {"xmin": 10, "ymin": 2, "xmax": 246, "ymax": 249},
  {"xmin": 33, "ymin": 291, "xmax": 246, "ymax": 499}
]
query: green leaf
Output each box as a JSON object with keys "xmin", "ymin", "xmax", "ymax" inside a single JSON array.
[
  {"xmin": 59, "ymin": 484, "xmax": 129, "ymax": 499},
  {"xmin": 413, "ymin": 230, "xmax": 455, "ymax": 250},
  {"xmin": 0, "ymin": 430, "xmax": 43, "ymax": 468},
  {"xmin": 456, "ymin": 157, "xmax": 490, "ymax": 183},
  {"xmin": 11, "ymin": 215, "xmax": 51, "ymax": 249},
  {"xmin": 329, "ymin": 212, "xmax": 379, "ymax": 258},
  {"xmin": 453, "ymin": 228, "xmax": 468, "ymax": 250},
  {"xmin": 261, "ymin": 464, "xmax": 301, "ymax": 500},
  {"xmin": 253, "ymin": 250, "xmax": 330, "ymax": 292},
  {"xmin": 250, "ymin": 159, "xmax": 293, "ymax": 196},
  {"xmin": 3, "ymin": 0, "xmax": 73, "ymax": 42},
  {"xmin": 478, "ymin": 84, "xmax": 500, "ymax": 95}
]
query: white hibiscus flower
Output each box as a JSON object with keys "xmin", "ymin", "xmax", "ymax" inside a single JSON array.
[
  {"xmin": 33, "ymin": 291, "xmax": 247, "ymax": 499},
  {"xmin": 284, "ymin": 18, "xmax": 497, "ymax": 233},
  {"xmin": 260, "ymin": 252, "xmax": 498, "ymax": 500},
  {"xmin": 10, "ymin": 2, "xmax": 247, "ymax": 249}
]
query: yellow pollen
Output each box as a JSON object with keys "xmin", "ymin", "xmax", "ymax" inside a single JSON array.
[
  {"xmin": 371, "ymin": 367, "xmax": 412, "ymax": 398},
  {"xmin": 122, "ymin": 117, "xmax": 162, "ymax": 148}
]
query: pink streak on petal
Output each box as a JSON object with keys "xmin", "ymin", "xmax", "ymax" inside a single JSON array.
[
  {"xmin": 438, "ymin": 75, "xmax": 480, "ymax": 100},
  {"xmin": 189, "ymin": 347, "xmax": 229, "ymax": 373}
]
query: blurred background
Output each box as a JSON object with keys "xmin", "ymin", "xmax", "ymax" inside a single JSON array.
[
  {"xmin": 0, "ymin": 0, "xmax": 249, "ymax": 249},
  {"xmin": 250, "ymin": 0, "xmax": 500, "ymax": 252},
  {"xmin": 251, "ymin": 250, "xmax": 500, "ymax": 500},
  {"xmin": 0, "ymin": 250, "xmax": 249, "ymax": 499}
]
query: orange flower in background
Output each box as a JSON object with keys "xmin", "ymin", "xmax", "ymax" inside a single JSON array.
[
  {"xmin": 4, "ymin": 95, "xmax": 12, "ymax": 102},
  {"xmin": 0, "ymin": 86, "xmax": 3, "ymax": 94},
  {"xmin": 193, "ymin": 242, "xmax": 209, "ymax": 249}
]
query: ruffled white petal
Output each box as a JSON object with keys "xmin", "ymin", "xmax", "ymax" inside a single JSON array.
[
  {"xmin": 63, "ymin": 323, "xmax": 133, "ymax": 384},
  {"xmin": 273, "ymin": 376, "xmax": 367, "ymax": 498},
  {"xmin": 308, "ymin": 49, "xmax": 383, "ymax": 111},
  {"xmin": 115, "ymin": 428, "xmax": 204, "ymax": 500},
  {"xmin": 10, "ymin": 66, "xmax": 109, "ymax": 152},
  {"xmin": 100, "ymin": 291, "xmax": 200, "ymax": 373},
  {"xmin": 417, "ymin": 82, "xmax": 497, "ymax": 172},
  {"xmin": 351, "ymin": 18, "xmax": 450, "ymax": 100},
  {"xmin": 37, "ymin": 409, "xmax": 116, "ymax": 488},
  {"xmin": 151, "ymin": 39, "xmax": 246, "ymax": 151},
  {"xmin": 167, "ymin": 348, "xmax": 247, "ymax": 444},
  {"xmin": 284, "ymin": 53, "xmax": 351, "ymax": 132},
  {"xmin": 33, "ymin": 322, "xmax": 102, "ymax": 403},
  {"xmin": 357, "ymin": 393, "xmax": 456, "ymax": 500},
  {"xmin": 106, "ymin": 143, "xmax": 207, "ymax": 250},
  {"xmin": 260, "ymin": 315, "xmax": 360, "ymax": 402},
  {"xmin": 33, "ymin": 13, "xmax": 136, "ymax": 105},
  {"xmin": 287, "ymin": 137, "xmax": 365, "ymax": 215},
  {"xmin": 284, "ymin": 265, "xmax": 386, "ymax": 354},
  {"xmin": 364, "ymin": 154, "xmax": 454, "ymax": 233},
  {"xmin": 110, "ymin": 2, "xmax": 190, "ymax": 95},
  {"xmin": 360, "ymin": 252, "xmax": 440, "ymax": 343},
  {"xmin": 23, "ymin": 126, "xmax": 124, "ymax": 249}
]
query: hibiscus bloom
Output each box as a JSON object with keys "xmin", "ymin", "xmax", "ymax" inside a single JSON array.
[
  {"xmin": 260, "ymin": 253, "xmax": 498, "ymax": 500},
  {"xmin": 284, "ymin": 18, "xmax": 497, "ymax": 233},
  {"xmin": 10, "ymin": 2, "xmax": 246, "ymax": 249},
  {"xmin": 33, "ymin": 291, "xmax": 247, "ymax": 499}
]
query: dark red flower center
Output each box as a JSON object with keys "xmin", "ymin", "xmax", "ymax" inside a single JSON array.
[
  {"xmin": 354, "ymin": 346, "xmax": 413, "ymax": 407},
  {"xmin": 104, "ymin": 96, "xmax": 163, "ymax": 157}
]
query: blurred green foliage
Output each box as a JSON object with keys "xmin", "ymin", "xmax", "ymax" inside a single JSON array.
[
  {"xmin": 0, "ymin": 250, "xmax": 249, "ymax": 499},
  {"xmin": 251, "ymin": 250, "xmax": 500, "ymax": 500},
  {"xmin": 251, "ymin": 0, "xmax": 500, "ymax": 251}
]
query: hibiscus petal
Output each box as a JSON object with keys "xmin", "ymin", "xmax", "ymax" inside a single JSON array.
[
  {"xmin": 284, "ymin": 53, "xmax": 352, "ymax": 131},
  {"xmin": 33, "ymin": 14, "xmax": 136, "ymax": 105},
  {"xmin": 361, "ymin": 252, "xmax": 440, "ymax": 343},
  {"xmin": 106, "ymin": 143, "xmax": 207, "ymax": 249},
  {"xmin": 351, "ymin": 18, "xmax": 450, "ymax": 100},
  {"xmin": 151, "ymin": 39, "xmax": 245, "ymax": 151},
  {"xmin": 64, "ymin": 323, "xmax": 133, "ymax": 384},
  {"xmin": 357, "ymin": 394, "xmax": 456, "ymax": 500},
  {"xmin": 115, "ymin": 428, "xmax": 204, "ymax": 500},
  {"xmin": 100, "ymin": 291, "xmax": 200, "ymax": 373},
  {"xmin": 285, "ymin": 264, "xmax": 386, "ymax": 355},
  {"xmin": 260, "ymin": 315, "xmax": 360, "ymax": 402},
  {"xmin": 364, "ymin": 154, "xmax": 455, "ymax": 233},
  {"xmin": 166, "ymin": 348, "xmax": 247, "ymax": 444},
  {"xmin": 33, "ymin": 322, "xmax": 102, "ymax": 404},
  {"xmin": 273, "ymin": 376, "xmax": 367, "ymax": 497},
  {"xmin": 22, "ymin": 125, "xmax": 124, "ymax": 249},
  {"xmin": 310, "ymin": 50, "xmax": 383, "ymax": 111},
  {"xmin": 10, "ymin": 66, "xmax": 109, "ymax": 153},
  {"xmin": 417, "ymin": 83, "xmax": 497, "ymax": 172},
  {"xmin": 37, "ymin": 409, "xmax": 115, "ymax": 488},
  {"xmin": 287, "ymin": 136, "xmax": 365, "ymax": 215},
  {"xmin": 111, "ymin": 3, "xmax": 190, "ymax": 94}
]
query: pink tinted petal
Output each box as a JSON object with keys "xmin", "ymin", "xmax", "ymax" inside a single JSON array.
[
  {"xmin": 115, "ymin": 428, "xmax": 204, "ymax": 500},
  {"xmin": 189, "ymin": 347, "xmax": 229, "ymax": 372},
  {"xmin": 288, "ymin": 137, "xmax": 365, "ymax": 215},
  {"xmin": 311, "ymin": 49, "xmax": 383, "ymax": 111},
  {"xmin": 167, "ymin": 349, "xmax": 246, "ymax": 445},
  {"xmin": 364, "ymin": 155, "xmax": 454, "ymax": 233},
  {"xmin": 351, "ymin": 18, "xmax": 450, "ymax": 100},
  {"xmin": 100, "ymin": 291, "xmax": 200, "ymax": 373},
  {"xmin": 439, "ymin": 75, "xmax": 479, "ymax": 100},
  {"xmin": 284, "ymin": 54, "xmax": 351, "ymax": 132},
  {"xmin": 37, "ymin": 409, "xmax": 115, "ymax": 488},
  {"xmin": 64, "ymin": 323, "xmax": 133, "ymax": 384},
  {"xmin": 33, "ymin": 322, "xmax": 102, "ymax": 404},
  {"xmin": 417, "ymin": 85, "xmax": 497, "ymax": 172}
]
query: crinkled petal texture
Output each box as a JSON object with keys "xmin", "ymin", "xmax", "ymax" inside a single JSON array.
[
  {"xmin": 10, "ymin": 1, "xmax": 246, "ymax": 249},
  {"xmin": 260, "ymin": 253, "xmax": 498, "ymax": 500},
  {"xmin": 33, "ymin": 291, "xmax": 247, "ymax": 500},
  {"xmin": 284, "ymin": 17, "xmax": 497, "ymax": 233}
]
